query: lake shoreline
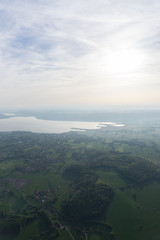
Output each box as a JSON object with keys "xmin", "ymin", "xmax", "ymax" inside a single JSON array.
[{"xmin": 0, "ymin": 116, "xmax": 125, "ymax": 134}]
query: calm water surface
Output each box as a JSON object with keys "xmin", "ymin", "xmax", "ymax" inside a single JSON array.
[{"xmin": 0, "ymin": 116, "xmax": 124, "ymax": 133}]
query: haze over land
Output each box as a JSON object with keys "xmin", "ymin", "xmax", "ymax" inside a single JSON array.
[{"xmin": 0, "ymin": 0, "xmax": 160, "ymax": 108}]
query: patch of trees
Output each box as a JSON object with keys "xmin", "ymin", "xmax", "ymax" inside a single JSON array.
[
  {"xmin": 63, "ymin": 164, "xmax": 98, "ymax": 185},
  {"xmin": 0, "ymin": 211, "xmax": 25, "ymax": 234},
  {"xmin": 88, "ymin": 153, "xmax": 160, "ymax": 185},
  {"xmin": 119, "ymin": 161, "xmax": 160, "ymax": 184},
  {"xmin": 61, "ymin": 183, "xmax": 114, "ymax": 222}
]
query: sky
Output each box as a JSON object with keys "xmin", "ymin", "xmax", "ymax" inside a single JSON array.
[{"xmin": 0, "ymin": 0, "xmax": 160, "ymax": 108}]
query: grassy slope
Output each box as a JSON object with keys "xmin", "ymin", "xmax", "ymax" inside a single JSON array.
[{"xmin": 97, "ymin": 170, "xmax": 160, "ymax": 240}]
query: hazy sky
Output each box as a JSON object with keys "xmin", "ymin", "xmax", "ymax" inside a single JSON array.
[{"xmin": 0, "ymin": 0, "xmax": 160, "ymax": 107}]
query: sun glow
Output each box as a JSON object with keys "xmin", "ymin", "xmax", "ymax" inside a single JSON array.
[{"xmin": 105, "ymin": 49, "xmax": 145, "ymax": 75}]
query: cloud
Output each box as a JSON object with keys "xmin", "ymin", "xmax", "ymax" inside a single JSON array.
[{"xmin": 0, "ymin": 0, "xmax": 160, "ymax": 106}]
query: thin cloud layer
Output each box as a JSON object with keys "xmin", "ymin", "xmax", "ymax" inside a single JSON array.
[{"xmin": 0, "ymin": 0, "xmax": 160, "ymax": 106}]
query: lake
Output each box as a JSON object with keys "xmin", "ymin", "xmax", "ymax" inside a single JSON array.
[{"xmin": 0, "ymin": 116, "xmax": 124, "ymax": 133}]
